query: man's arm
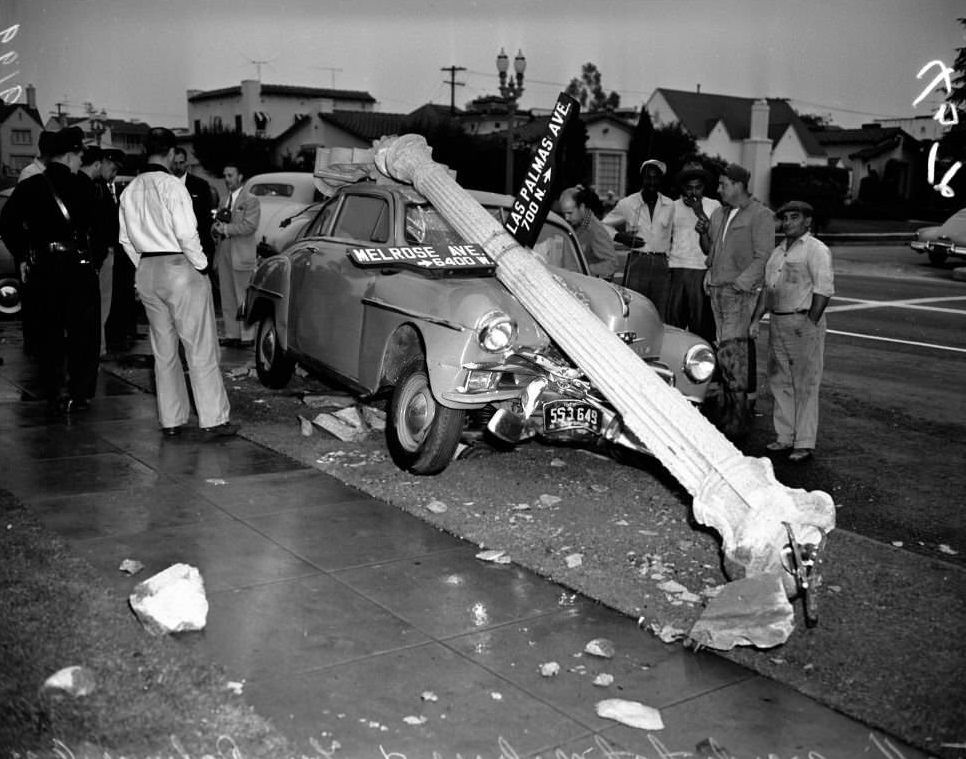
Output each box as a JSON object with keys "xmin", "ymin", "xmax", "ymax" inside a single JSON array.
[
  {"xmin": 587, "ymin": 220, "xmax": 620, "ymax": 277},
  {"xmin": 166, "ymin": 180, "xmax": 207, "ymax": 270},
  {"xmin": 805, "ymin": 240, "xmax": 834, "ymax": 324}
]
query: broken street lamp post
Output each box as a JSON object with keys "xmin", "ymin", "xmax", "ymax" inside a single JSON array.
[{"xmin": 373, "ymin": 134, "xmax": 836, "ymax": 648}]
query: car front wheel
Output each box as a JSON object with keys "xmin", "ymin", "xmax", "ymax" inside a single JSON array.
[
  {"xmin": 386, "ymin": 357, "xmax": 465, "ymax": 475},
  {"xmin": 0, "ymin": 277, "xmax": 21, "ymax": 317},
  {"xmin": 254, "ymin": 312, "xmax": 295, "ymax": 389}
]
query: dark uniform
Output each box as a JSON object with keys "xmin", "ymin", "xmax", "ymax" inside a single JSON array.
[
  {"xmin": 0, "ymin": 133, "xmax": 100, "ymax": 409},
  {"xmin": 103, "ymin": 149, "xmax": 137, "ymax": 352}
]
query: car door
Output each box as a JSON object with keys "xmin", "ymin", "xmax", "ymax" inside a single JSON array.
[{"xmin": 290, "ymin": 189, "xmax": 391, "ymax": 379}]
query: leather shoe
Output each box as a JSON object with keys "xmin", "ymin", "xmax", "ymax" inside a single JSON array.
[
  {"xmin": 162, "ymin": 426, "xmax": 182, "ymax": 437},
  {"xmin": 788, "ymin": 448, "xmax": 813, "ymax": 463},
  {"xmin": 202, "ymin": 421, "xmax": 239, "ymax": 438},
  {"xmin": 766, "ymin": 441, "xmax": 792, "ymax": 452}
]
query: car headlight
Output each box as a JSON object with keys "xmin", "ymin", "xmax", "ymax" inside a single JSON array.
[
  {"xmin": 476, "ymin": 311, "xmax": 517, "ymax": 353},
  {"xmin": 683, "ymin": 344, "xmax": 716, "ymax": 383}
]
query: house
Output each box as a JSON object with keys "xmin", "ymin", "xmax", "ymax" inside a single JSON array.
[
  {"xmin": 812, "ymin": 125, "xmax": 920, "ymax": 201},
  {"xmin": 186, "ymin": 80, "xmax": 376, "ymax": 138},
  {"xmin": 273, "ymin": 109, "xmax": 410, "ymax": 167},
  {"xmin": 42, "ymin": 114, "xmax": 152, "ymax": 158},
  {"xmin": 875, "ymin": 115, "xmax": 949, "ymax": 144},
  {"xmin": 0, "ymin": 85, "xmax": 45, "ymax": 178},
  {"xmin": 645, "ymin": 88, "xmax": 827, "ymax": 202},
  {"xmin": 580, "ymin": 111, "xmax": 636, "ymax": 198}
]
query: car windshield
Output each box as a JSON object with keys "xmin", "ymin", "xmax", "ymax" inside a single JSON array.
[
  {"xmin": 250, "ymin": 183, "xmax": 295, "ymax": 197},
  {"xmin": 404, "ymin": 204, "xmax": 583, "ymax": 273}
]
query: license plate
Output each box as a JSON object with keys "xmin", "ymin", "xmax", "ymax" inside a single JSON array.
[{"xmin": 543, "ymin": 400, "xmax": 602, "ymax": 433}]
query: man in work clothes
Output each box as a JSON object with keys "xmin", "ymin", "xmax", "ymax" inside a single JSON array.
[
  {"xmin": 603, "ymin": 159, "xmax": 674, "ymax": 314},
  {"xmin": 750, "ymin": 201, "xmax": 833, "ymax": 463},
  {"xmin": 118, "ymin": 127, "xmax": 237, "ymax": 438},
  {"xmin": 0, "ymin": 127, "xmax": 100, "ymax": 411},
  {"xmin": 212, "ymin": 161, "xmax": 259, "ymax": 348},
  {"xmin": 701, "ymin": 162, "xmax": 774, "ymax": 439}
]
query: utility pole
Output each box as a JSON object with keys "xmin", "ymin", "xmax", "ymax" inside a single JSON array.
[
  {"xmin": 52, "ymin": 99, "xmax": 68, "ymax": 127},
  {"xmin": 312, "ymin": 66, "xmax": 343, "ymax": 88},
  {"xmin": 246, "ymin": 57, "xmax": 276, "ymax": 81},
  {"xmin": 440, "ymin": 65, "xmax": 466, "ymax": 115}
]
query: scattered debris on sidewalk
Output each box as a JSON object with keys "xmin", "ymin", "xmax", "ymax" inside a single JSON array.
[
  {"xmin": 596, "ymin": 698, "xmax": 663, "ymax": 730},
  {"xmin": 593, "ymin": 673, "xmax": 614, "ymax": 687},
  {"xmin": 564, "ymin": 553, "xmax": 583, "ymax": 568},
  {"xmin": 584, "ymin": 638, "xmax": 615, "ymax": 658},
  {"xmin": 425, "ymin": 499, "xmax": 448, "ymax": 514},
  {"xmin": 688, "ymin": 573, "xmax": 793, "ymax": 650},
  {"xmin": 403, "ymin": 715, "xmax": 427, "ymax": 726},
  {"xmin": 538, "ymin": 661, "xmax": 560, "ymax": 677},
  {"xmin": 118, "ymin": 559, "xmax": 144, "ymax": 576},
  {"xmin": 128, "ymin": 563, "xmax": 209, "ymax": 636},
  {"xmin": 225, "ymin": 680, "xmax": 245, "ymax": 695},
  {"xmin": 302, "ymin": 393, "xmax": 354, "ymax": 409},
  {"xmin": 42, "ymin": 665, "xmax": 97, "ymax": 698},
  {"xmin": 204, "ymin": 478, "xmax": 227, "ymax": 486},
  {"xmin": 420, "ymin": 691, "xmax": 438, "ymax": 702},
  {"xmin": 938, "ymin": 543, "xmax": 958, "ymax": 555},
  {"xmin": 298, "ymin": 415, "xmax": 314, "ymax": 436},
  {"xmin": 476, "ymin": 549, "xmax": 511, "ymax": 564}
]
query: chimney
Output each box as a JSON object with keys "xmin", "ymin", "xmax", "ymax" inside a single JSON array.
[
  {"xmin": 696, "ymin": 83, "xmax": 701, "ymax": 94},
  {"xmin": 750, "ymin": 98, "xmax": 769, "ymax": 140},
  {"xmin": 240, "ymin": 79, "xmax": 261, "ymax": 135},
  {"xmin": 26, "ymin": 83, "xmax": 36, "ymax": 108},
  {"xmin": 742, "ymin": 98, "xmax": 773, "ymax": 203}
]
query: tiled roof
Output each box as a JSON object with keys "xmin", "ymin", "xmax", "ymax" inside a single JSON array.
[
  {"xmin": 188, "ymin": 83, "xmax": 375, "ymax": 104},
  {"xmin": 812, "ymin": 126, "xmax": 904, "ymax": 146},
  {"xmin": 318, "ymin": 110, "xmax": 409, "ymax": 142},
  {"xmin": 653, "ymin": 88, "xmax": 825, "ymax": 156}
]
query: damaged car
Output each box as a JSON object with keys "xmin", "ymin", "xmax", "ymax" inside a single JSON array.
[
  {"xmin": 910, "ymin": 207, "xmax": 966, "ymax": 266},
  {"xmin": 244, "ymin": 181, "xmax": 716, "ymax": 475}
]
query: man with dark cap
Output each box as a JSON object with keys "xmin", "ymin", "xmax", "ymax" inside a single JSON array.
[
  {"xmin": 667, "ymin": 161, "xmax": 720, "ymax": 342},
  {"xmin": 0, "ymin": 126, "xmax": 100, "ymax": 412},
  {"xmin": 18, "ymin": 130, "xmax": 55, "ymax": 183},
  {"xmin": 701, "ymin": 162, "xmax": 774, "ymax": 439},
  {"xmin": 118, "ymin": 127, "xmax": 237, "ymax": 438},
  {"xmin": 750, "ymin": 201, "xmax": 834, "ymax": 463},
  {"xmin": 602, "ymin": 158, "xmax": 675, "ymax": 314}
]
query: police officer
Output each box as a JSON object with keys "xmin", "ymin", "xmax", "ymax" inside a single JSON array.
[{"xmin": 0, "ymin": 126, "xmax": 100, "ymax": 412}]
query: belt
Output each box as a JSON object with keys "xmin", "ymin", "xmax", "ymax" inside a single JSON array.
[
  {"xmin": 139, "ymin": 251, "xmax": 182, "ymax": 258},
  {"xmin": 772, "ymin": 309, "xmax": 809, "ymax": 316},
  {"xmin": 627, "ymin": 250, "xmax": 667, "ymax": 257}
]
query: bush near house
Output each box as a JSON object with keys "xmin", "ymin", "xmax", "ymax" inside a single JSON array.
[{"xmin": 770, "ymin": 165, "xmax": 849, "ymax": 232}]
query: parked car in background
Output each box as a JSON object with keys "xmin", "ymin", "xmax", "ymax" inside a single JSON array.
[
  {"xmin": 911, "ymin": 207, "xmax": 966, "ymax": 266},
  {"xmin": 0, "ymin": 187, "xmax": 22, "ymax": 316},
  {"xmin": 244, "ymin": 180, "xmax": 716, "ymax": 475},
  {"xmin": 243, "ymin": 172, "xmax": 325, "ymax": 259}
]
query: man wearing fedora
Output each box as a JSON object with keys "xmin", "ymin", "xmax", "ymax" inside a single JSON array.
[
  {"xmin": 667, "ymin": 161, "xmax": 720, "ymax": 342},
  {"xmin": 602, "ymin": 158, "xmax": 675, "ymax": 314},
  {"xmin": 702, "ymin": 162, "xmax": 774, "ymax": 439},
  {"xmin": 750, "ymin": 201, "xmax": 834, "ymax": 463}
]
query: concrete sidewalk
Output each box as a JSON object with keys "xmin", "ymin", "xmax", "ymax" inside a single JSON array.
[{"xmin": 0, "ymin": 331, "xmax": 927, "ymax": 758}]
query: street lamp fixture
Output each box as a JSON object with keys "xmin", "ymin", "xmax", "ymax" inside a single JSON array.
[
  {"xmin": 496, "ymin": 47, "xmax": 526, "ymax": 194},
  {"xmin": 90, "ymin": 109, "xmax": 108, "ymax": 147}
]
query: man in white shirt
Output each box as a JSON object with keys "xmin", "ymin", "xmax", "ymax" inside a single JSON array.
[
  {"xmin": 118, "ymin": 127, "xmax": 237, "ymax": 438},
  {"xmin": 667, "ymin": 162, "xmax": 720, "ymax": 342},
  {"xmin": 602, "ymin": 158, "xmax": 675, "ymax": 315}
]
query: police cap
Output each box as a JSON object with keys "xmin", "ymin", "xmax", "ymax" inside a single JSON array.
[{"xmin": 51, "ymin": 126, "xmax": 85, "ymax": 156}]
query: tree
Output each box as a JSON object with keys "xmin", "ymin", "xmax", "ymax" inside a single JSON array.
[
  {"xmin": 948, "ymin": 17, "xmax": 966, "ymax": 107},
  {"xmin": 798, "ymin": 112, "xmax": 833, "ymax": 131},
  {"xmin": 191, "ymin": 125, "xmax": 278, "ymax": 177},
  {"xmin": 565, "ymin": 63, "xmax": 620, "ymax": 113},
  {"xmin": 625, "ymin": 108, "xmax": 699, "ymax": 196}
]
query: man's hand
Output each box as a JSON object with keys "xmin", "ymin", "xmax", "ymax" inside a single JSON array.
[
  {"xmin": 749, "ymin": 320, "xmax": 760, "ymax": 340},
  {"xmin": 694, "ymin": 217, "xmax": 710, "ymax": 235}
]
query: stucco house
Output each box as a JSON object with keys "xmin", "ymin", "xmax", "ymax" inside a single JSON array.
[
  {"xmin": 0, "ymin": 85, "xmax": 44, "ymax": 179},
  {"xmin": 812, "ymin": 125, "xmax": 920, "ymax": 201}
]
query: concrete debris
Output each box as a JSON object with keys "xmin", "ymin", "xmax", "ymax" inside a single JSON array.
[
  {"xmin": 615, "ymin": 519, "xmax": 629, "ymax": 526},
  {"xmin": 118, "ymin": 559, "xmax": 144, "ymax": 576},
  {"xmin": 302, "ymin": 394, "xmax": 355, "ymax": 409},
  {"xmin": 590, "ymin": 484, "xmax": 609, "ymax": 493},
  {"xmin": 204, "ymin": 478, "xmax": 227, "ymax": 486},
  {"xmin": 420, "ymin": 691, "xmax": 438, "ymax": 702},
  {"xmin": 312, "ymin": 412, "xmax": 369, "ymax": 442},
  {"xmin": 564, "ymin": 553, "xmax": 584, "ymax": 568},
  {"xmin": 361, "ymin": 405, "xmax": 387, "ymax": 431},
  {"xmin": 688, "ymin": 572, "xmax": 794, "ymax": 650},
  {"xmin": 333, "ymin": 405, "xmax": 365, "ymax": 429},
  {"xmin": 558, "ymin": 592, "xmax": 577, "ymax": 607},
  {"xmin": 584, "ymin": 638, "xmax": 615, "ymax": 658},
  {"xmin": 226, "ymin": 366, "xmax": 250, "ymax": 380},
  {"xmin": 476, "ymin": 549, "xmax": 511, "ymax": 564},
  {"xmin": 538, "ymin": 661, "xmax": 561, "ymax": 677},
  {"xmin": 649, "ymin": 623, "xmax": 688, "ymax": 644},
  {"xmin": 425, "ymin": 499, "xmax": 448, "ymax": 514},
  {"xmin": 891, "ymin": 540, "xmax": 904, "ymax": 547},
  {"xmin": 298, "ymin": 415, "xmax": 314, "ymax": 437},
  {"xmin": 536, "ymin": 493, "xmax": 562, "ymax": 508},
  {"xmin": 403, "ymin": 715, "xmax": 427, "ymax": 726},
  {"xmin": 695, "ymin": 738, "xmax": 732, "ymax": 757},
  {"xmin": 595, "ymin": 699, "xmax": 664, "ymax": 730},
  {"xmin": 938, "ymin": 543, "xmax": 959, "ymax": 555},
  {"xmin": 550, "ymin": 458, "xmax": 566, "ymax": 468},
  {"xmin": 225, "ymin": 680, "xmax": 244, "ymax": 695},
  {"xmin": 128, "ymin": 563, "xmax": 209, "ymax": 636},
  {"xmin": 513, "ymin": 502, "xmax": 531, "ymax": 510},
  {"xmin": 294, "ymin": 366, "xmax": 308, "ymax": 378},
  {"xmin": 679, "ymin": 590, "xmax": 703, "ymax": 604},
  {"xmin": 593, "ymin": 673, "xmax": 614, "ymax": 687},
  {"xmin": 657, "ymin": 580, "xmax": 687, "ymax": 594},
  {"xmin": 42, "ymin": 666, "xmax": 96, "ymax": 697},
  {"xmin": 490, "ymin": 692, "xmax": 503, "ymax": 700}
]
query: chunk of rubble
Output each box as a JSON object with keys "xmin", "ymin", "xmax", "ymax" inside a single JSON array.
[
  {"xmin": 649, "ymin": 623, "xmax": 688, "ymax": 644},
  {"xmin": 420, "ymin": 691, "xmax": 438, "ymax": 702},
  {"xmin": 302, "ymin": 394, "xmax": 355, "ymax": 408},
  {"xmin": 425, "ymin": 500, "xmax": 448, "ymax": 514},
  {"xmin": 657, "ymin": 580, "xmax": 687, "ymax": 594},
  {"xmin": 538, "ymin": 662, "xmax": 560, "ymax": 677},
  {"xmin": 118, "ymin": 559, "xmax": 144, "ymax": 576},
  {"xmin": 42, "ymin": 666, "xmax": 96, "ymax": 697},
  {"xmin": 128, "ymin": 563, "xmax": 208, "ymax": 636},
  {"xmin": 226, "ymin": 366, "xmax": 250, "ymax": 380},
  {"xmin": 584, "ymin": 638, "xmax": 615, "ymax": 658},
  {"xmin": 312, "ymin": 412, "xmax": 368, "ymax": 442},
  {"xmin": 333, "ymin": 406, "xmax": 365, "ymax": 429},
  {"xmin": 596, "ymin": 699, "xmax": 664, "ymax": 730},
  {"xmin": 593, "ymin": 673, "xmax": 614, "ymax": 687},
  {"xmin": 476, "ymin": 549, "xmax": 511, "ymax": 564},
  {"xmin": 403, "ymin": 715, "xmax": 427, "ymax": 726},
  {"xmin": 298, "ymin": 415, "xmax": 314, "ymax": 437},
  {"xmin": 536, "ymin": 493, "xmax": 562, "ymax": 508},
  {"xmin": 550, "ymin": 458, "xmax": 566, "ymax": 468},
  {"xmin": 688, "ymin": 573, "xmax": 794, "ymax": 650},
  {"xmin": 564, "ymin": 553, "xmax": 583, "ymax": 569},
  {"xmin": 361, "ymin": 405, "xmax": 387, "ymax": 431}
]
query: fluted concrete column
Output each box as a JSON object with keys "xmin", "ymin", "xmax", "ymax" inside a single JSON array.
[{"xmin": 374, "ymin": 134, "xmax": 836, "ymax": 645}]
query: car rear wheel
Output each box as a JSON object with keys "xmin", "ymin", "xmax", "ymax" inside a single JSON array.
[
  {"xmin": 928, "ymin": 249, "xmax": 948, "ymax": 266},
  {"xmin": 386, "ymin": 357, "xmax": 465, "ymax": 475},
  {"xmin": 254, "ymin": 312, "xmax": 294, "ymax": 389},
  {"xmin": 0, "ymin": 277, "xmax": 21, "ymax": 317}
]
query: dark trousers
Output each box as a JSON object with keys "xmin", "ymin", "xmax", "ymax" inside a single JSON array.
[
  {"xmin": 105, "ymin": 250, "xmax": 137, "ymax": 348},
  {"xmin": 666, "ymin": 267, "xmax": 715, "ymax": 343},
  {"xmin": 624, "ymin": 252, "xmax": 669, "ymax": 316},
  {"xmin": 32, "ymin": 263, "xmax": 100, "ymax": 401}
]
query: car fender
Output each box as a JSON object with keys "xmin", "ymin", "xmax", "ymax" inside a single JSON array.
[
  {"xmin": 245, "ymin": 254, "xmax": 292, "ymax": 348},
  {"xmin": 661, "ymin": 325, "xmax": 713, "ymax": 402}
]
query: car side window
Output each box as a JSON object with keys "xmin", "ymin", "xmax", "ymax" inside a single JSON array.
[
  {"xmin": 304, "ymin": 199, "xmax": 338, "ymax": 238},
  {"xmin": 533, "ymin": 223, "xmax": 582, "ymax": 273},
  {"xmin": 332, "ymin": 195, "xmax": 390, "ymax": 243}
]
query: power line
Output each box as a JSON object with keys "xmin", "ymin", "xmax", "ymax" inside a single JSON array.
[{"xmin": 440, "ymin": 65, "xmax": 466, "ymax": 115}]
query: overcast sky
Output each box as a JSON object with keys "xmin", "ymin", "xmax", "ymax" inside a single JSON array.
[{"xmin": 3, "ymin": 0, "xmax": 964, "ymax": 130}]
